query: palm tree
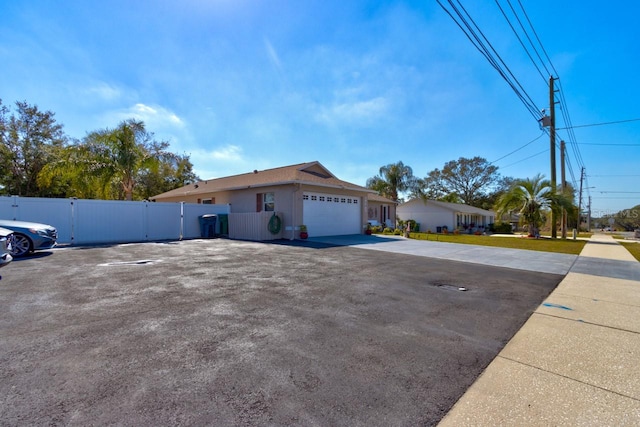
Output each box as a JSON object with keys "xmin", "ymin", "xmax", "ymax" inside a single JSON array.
[
  {"xmin": 495, "ymin": 174, "xmax": 573, "ymax": 237},
  {"xmin": 39, "ymin": 119, "xmax": 162, "ymax": 200},
  {"xmin": 366, "ymin": 161, "xmax": 415, "ymax": 202}
]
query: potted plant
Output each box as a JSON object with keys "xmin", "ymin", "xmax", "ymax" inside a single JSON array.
[
  {"xmin": 299, "ymin": 225, "xmax": 308, "ymax": 239},
  {"xmin": 365, "ymin": 223, "xmax": 372, "ymax": 235}
]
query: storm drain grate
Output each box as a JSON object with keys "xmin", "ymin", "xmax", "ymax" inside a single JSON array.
[
  {"xmin": 431, "ymin": 282, "xmax": 469, "ymax": 292},
  {"xmin": 99, "ymin": 260, "xmax": 158, "ymax": 266}
]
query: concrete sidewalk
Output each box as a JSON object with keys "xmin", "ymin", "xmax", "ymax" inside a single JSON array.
[{"xmin": 439, "ymin": 233, "xmax": 640, "ymax": 426}]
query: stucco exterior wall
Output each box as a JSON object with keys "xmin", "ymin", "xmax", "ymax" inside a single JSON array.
[
  {"xmin": 153, "ymin": 183, "xmax": 373, "ymax": 239},
  {"xmin": 397, "ymin": 200, "xmax": 455, "ymax": 232}
]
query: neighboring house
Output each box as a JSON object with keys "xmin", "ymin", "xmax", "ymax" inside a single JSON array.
[
  {"xmin": 397, "ymin": 198, "xmax": 495, "ymax": 233},
  {"xmin": 152, "ymin": 161, "xmax": 378, "ymax": 240},
  {"xmin": 366, "ymin": 193, "xmax": 397, "ymax": 228}
]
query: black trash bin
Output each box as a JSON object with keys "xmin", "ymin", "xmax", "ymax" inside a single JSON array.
[{"xmin": 199, "ymin": 214, "xmax": 217, "ymax": 238}]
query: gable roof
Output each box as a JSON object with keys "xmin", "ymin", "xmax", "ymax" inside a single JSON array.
[
  {"xmin": 401, "ymin": 198, "xmax": 495, "ymax": 215},
  {"xmin": 152, "ymin": 161, "xmax": 376, "ymax": 200}
]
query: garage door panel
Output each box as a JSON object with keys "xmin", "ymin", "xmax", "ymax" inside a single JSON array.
[{"xmin": 303, "ymin": 193, "xmax": 361, "ymax": 237}]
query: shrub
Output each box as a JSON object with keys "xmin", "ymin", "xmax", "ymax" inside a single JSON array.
[
  {"xmin": 491, "ymin": 222, "xmax": 513, "ymax": 234},
  {"xmin": 393, "ymin": 228, "xmax": 402, "ymax": 235},
  {"xmin": 383, "ymin": 227, "xmax": 393, "ymax": 234}
]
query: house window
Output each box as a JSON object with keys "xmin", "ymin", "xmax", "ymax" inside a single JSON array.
[
  {"xmin": 319, "ymin": 196, "xmax": 325, "ymax": 201},
  {"xmin": 303, "ymin": 194, "xmax": 309, "ymax": 200},
  {"xmin": 341, "ymin": 198, "xmax": 346, "ymax": 203},
  {"xmin": 354, "ymin": 199, "xmax": 358, "ymax": 204},
  {"xmin": 264, "ymin": 192, "xmax": 275, "ymax": 211},
  {"xmin": 257, "ymin": 192, "xmax": 275, "ymax": 212},
  {"xmin": 202, "ymin": 198, "xmax": 214, "ymax": 204},
  {"xmin": 327, "ymin": 197, "xmax": 332, "ymax": 202},
  {"xmin": 311, "ymin": 195, "xmax": 317, "ymax": 201}
]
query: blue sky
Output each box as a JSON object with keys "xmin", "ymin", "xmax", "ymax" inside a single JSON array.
[{"xmin": 1, "ymin": 0, "xmax": 638, "ymax": 215}]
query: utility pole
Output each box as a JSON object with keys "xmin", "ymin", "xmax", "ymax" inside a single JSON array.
[
  {"xmin": 549, "ymin": 76, "xmax": 557, "ymax": 239},
  {"xmin": 560, "ymin": 140, "xmax": 567, "ymax": 238},
  {"xmin": 587, "ymin": 195, "xmax": 592, "ymax": 232},
  {"xmin": 577, "ymin": 167, "xmax": 585, "ymax": 231}
]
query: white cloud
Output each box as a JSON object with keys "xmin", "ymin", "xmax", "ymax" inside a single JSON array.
[
  {"xmin": 86, "ymin": 82, "xmax": 122, "ymax": 101},
  {"xmin": 191, "ymin": 144, "xmax": 243, "ymax": 162},
  {"xmin": 129, "ymin": 103, "xmax": 185, "ymax": 127},
  {"xmin": 210, "ymin": 144, "xmax": 243, "ymax": 161},
  {"xmin": 264, "ymin": 38, "xmax": 282, "ymax": 72},
  {"xmin": 188, "ymin": 145, "xmax": 246, "ymax": 179},
  {"xmin": 103, "ymin": 103, "xmax": 186, "ymax": 131},
  {"xmin": 315, "ymin": 96, "xmax": 389, "ymax": 126}
]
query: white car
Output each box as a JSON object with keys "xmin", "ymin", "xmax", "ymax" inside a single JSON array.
[{"xmin": 0, "ymin": 227, "xmax": 13, "ymax": 277}]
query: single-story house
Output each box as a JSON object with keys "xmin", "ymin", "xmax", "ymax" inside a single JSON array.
[
  {"xmin": 396, "ymin": 198, "xmax": 495, "ymax": 233},
  {"xmin": 152, "ymin": 161, "xmax": 395, "ymax": 240}
]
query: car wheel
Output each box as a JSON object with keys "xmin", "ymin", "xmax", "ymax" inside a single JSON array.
[{"xmin": 9, "ymin": 233, "xmax": 32, "ymax": 257}]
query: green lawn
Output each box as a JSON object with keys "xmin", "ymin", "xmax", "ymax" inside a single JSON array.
[
  {"xmin": 620, "ymin": 242, "xmax": 640, "ymax": 262},
  {"xmin": 406, "ymin": 232, "xmax": 587, "ymax": 255}
]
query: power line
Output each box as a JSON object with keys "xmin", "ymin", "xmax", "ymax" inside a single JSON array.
[
  {"xmin": 598, "ymin": 191, "xmax": 640, "ymax": 194},
  {"xmin": 439, "ymin": 0, "xmax": 587, "ymax": 189},
  {"xmin": 498, "ymin": 148, "xmax": 548, "ymax": 169},
  {"xmin": 578, "ymin": 143, "xmax": 640, "ymax": 146},
  {"xmin": 489, "ymin": 131, "xmax": 545, "ymax": 164},
  {"xmin": 495, "ymin": 0, "xmax": 548, "ymax": 83},
  {"xmin": 592, "ymin": 197, "xmax": 640, "ymax": 200},
  {"xmin": 497, "ymin": 0, "xmax": 586, "ymax": 185},
  {"xmin": 436, "ymin": 0, "xmax": 543, "ymax": 121},
  {"xmin": 516, "ymin": 0, "xmax": 557, "ymax": 77},
  {"xmin": 589, "ymin": 174, "xmax": 640, "ymax": 177},
  {"xmin": 557, "ymin": 118, "xmax": 640, "ymax": 130}
]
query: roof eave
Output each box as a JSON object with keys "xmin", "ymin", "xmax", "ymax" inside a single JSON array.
[{"xmin": 155, "ymin": 180, "xmax": 375, "ymax": 197}]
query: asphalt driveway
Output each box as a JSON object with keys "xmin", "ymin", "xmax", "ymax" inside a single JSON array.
[{"xmin": 0, "ymin": 238, "xmax": 564, "ymax": 426}]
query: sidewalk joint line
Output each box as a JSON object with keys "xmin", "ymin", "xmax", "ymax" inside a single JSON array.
[
  {"xmin": 498, "ymin": 355, "xmax": 640, "ymax": 403},
  {"xmin": 533, "ymin": 312, "xmax": 640, "ymax": 335},
  {"xmin": 550, "ymin": 292, "xmax": 640, "ymax": 309}
]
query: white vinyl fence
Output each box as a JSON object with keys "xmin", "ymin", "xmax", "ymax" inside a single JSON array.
[{"xmin": 0, "ymin": 196, "xmax": 230, "ymax": 245}]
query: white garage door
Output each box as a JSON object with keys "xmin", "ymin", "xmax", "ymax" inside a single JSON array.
[{"xmin": 303, "ymin": 192, "xmax": 361, "ymax": 237}]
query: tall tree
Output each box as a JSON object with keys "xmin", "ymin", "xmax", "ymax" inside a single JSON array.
[
  {"xmin": 40, "ymin": 119, "xmax": 192, "ymax": 201},
  {"xmin": 366, "ymin": 161, "xmax": 416, "ymax": 202},
  {"xmin": 423, "ymin": 157, "xmax": 500, "ymax": 206},
  {"xmin": 495, "ymin": 174, "xmax": 573, "ymax": 237},
  {"xmin": 0, "ymin": 99, "xmax": 68, "ymax": 196},
  {"xmin": 475, "ymin": 176, "xmax": 519, "ymax": 211},
  {"xmin": 136, "ymin": 143, "xmax": 199, "ymax": 200}
]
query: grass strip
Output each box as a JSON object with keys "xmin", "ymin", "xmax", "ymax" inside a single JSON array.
[
  {"xmin": 620, "ymin": 242, "xmax": 640, "ymax": 262},
  {"xmin": 406, "ymin": 232, "xmax": 587, "ymax": 255}
]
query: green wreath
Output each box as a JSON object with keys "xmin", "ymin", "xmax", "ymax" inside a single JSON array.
[{"xmin": 268, "ymin": 213, "xmax": 282, "ymax": 234}]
